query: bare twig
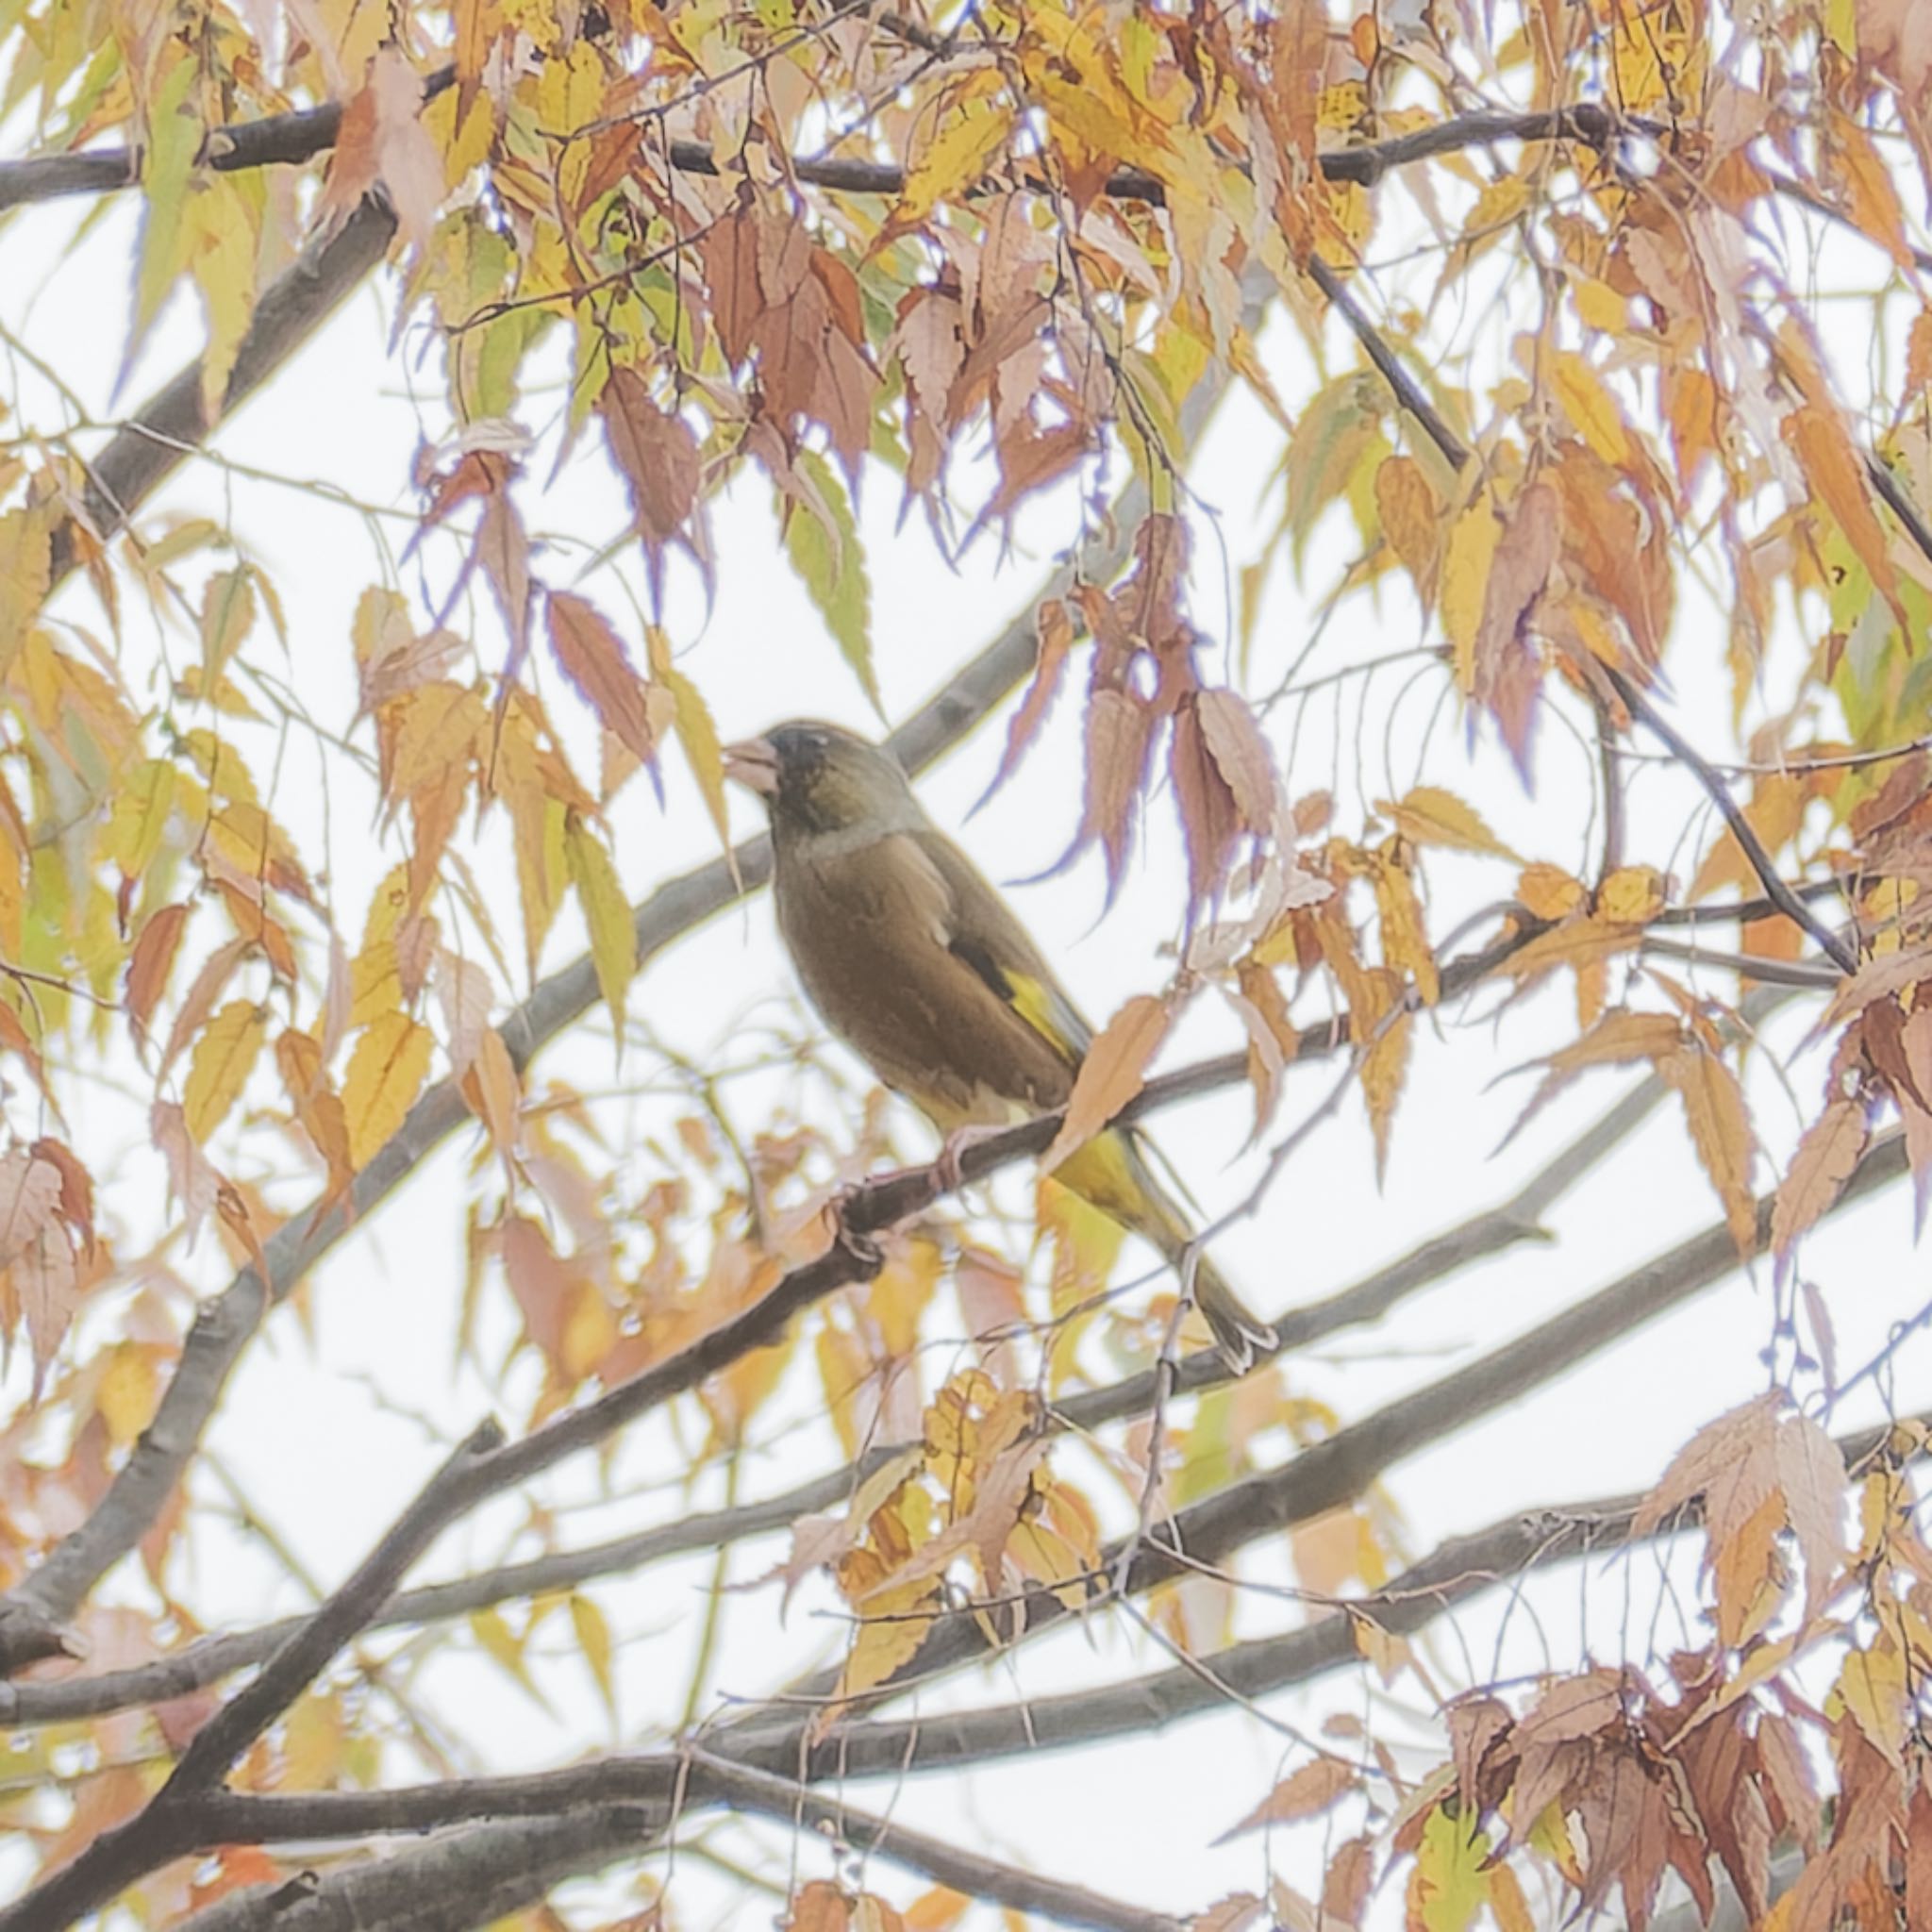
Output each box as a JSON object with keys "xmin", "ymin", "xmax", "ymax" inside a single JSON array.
[{"xmin": 1601, "ymin": 664, "xmax": 1857, "ymax": 974}]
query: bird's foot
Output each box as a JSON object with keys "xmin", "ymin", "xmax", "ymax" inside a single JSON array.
[{"xmin": 932, "ymin": 1122, "xmax": 1010, "ymax": 1196}]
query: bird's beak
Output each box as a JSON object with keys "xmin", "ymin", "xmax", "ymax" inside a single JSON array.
[{"xmin": 722, "ymin": 735, "xmax": 780, "ymax": 796}]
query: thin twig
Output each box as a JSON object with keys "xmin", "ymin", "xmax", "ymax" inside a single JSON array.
[{"xmin": 1601, "ymin": 664, "xmax": 1857, "ymax": 974}]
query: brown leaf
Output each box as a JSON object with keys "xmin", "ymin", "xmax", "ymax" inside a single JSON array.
[
  {"xmin": 1472, "ymin": 479, "xmax": 1558, "ymax": 769},
  {"xmin": 319, "ymin": 50, "xmax": 443, "ymax": 252},
  {"xmin": 1171, "ymin": 696, "xmax": 1241, "ymax": 908},
  {"xmin": 546, "ymin": 591, "xmax": 656, "ymax": 766},
  {"xmin": 599, "ymin": 368, "xmax": 701, "ymax": 595},
  {"xmin": 1195, "ymin": 687, "xmax": 1279, "ymax": 833},
  {"xmin": 1771, "ymin": 1097, "xmax": 1867, "ymax": 1265},
  {"xmin": 1075, "ymin": 688, "xmax": 1156, "ymax": 900},
  {"xmin": 29, "ymin": 1139, "xmax": 93, "ymax": 1255},
  {"xmin": 1214, "ymin": 1757, "xmax": 1357, "ymax": 1841},
  {"xmin": 1041, "ymin": 993, "xmax": 1171, "ymax": 1174},
  {"xmin": 985, "ymin": 598, "xmax": 1074, "ymax": 797}
]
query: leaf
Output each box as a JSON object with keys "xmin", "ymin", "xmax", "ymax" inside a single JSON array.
[
  {"xmin": 568, "ymin": 1593, "xmax": 616, "ymax": 1717},
  {"xmin": 784, "ymin": 451, "xmax": 875, "ymax": 708},
  {"xmin": 198, "ymin": 566, "xmax": 257, "ymax": 688},
  {"xmin": 1783, "ymin": 399, "xmax": 1906, "ymax": 629},
  {"xmin": 546, "ymin": 591, "xmax": 656, "ymax": 765},
  {"xmin": 1041, "ymin": 993, "xmax": 1170, "ymax": 1174},
  {"xmin": 451, "ymin": 1024, "xmax": 515, "ymax": 1156},
  {"xmin": 1771, "ymin": 1097, "xmax": 1866, "ymax": 1266},
  {"xmin": 986, "ymin": 598, "xmax": 1074, "ymax": 797},
  {"xmin": 1379, "ymin": 786, "xmax": 1520, "ymax": 861},
  {"xmin": 342, "ymin": 1011, "xmax": 434, "ymax": 1169},
  {"xmin": 1774, "ymin": 1408, "xmax": 1848, "ymax": 1620},
  {"xmin": 1440, "ymin": 489, "xmax": 1501, "ymax": 691},
  {"xmin": 1657, "ymin": 1043, "xmax": 1757, "ymax": 1258},
  {"xmin": 182, "ymin": 1002, "xmax": 270, "ymax": 1143},
  {"xmin": 895, "ymin": 92, "xmax": 1014, "ymax": 228},
  {"xmin": 600, "ymin": 367, "xmax": 701, "ymax": 596},
  {"xmin": 1407, "ymin": 1804, "xmax": 1489, "ymax": 1932},
  {"xmin": 564, "ymin": 818, "xmax": 637, "ymax": 1041},
  {"xmin": 647, "ymin": 630, "xmax": 732, "ymax": 864},
  {"xmin": 0, "ymin": 1150, "xmax": 61, "ymax": 1271},
  {"xmin": 1215, "ymin": 1758, "xmax": 1357, "ymax": 1841},
  {"xmin": 1374, "ymin": 453, "xmax": 1441, "ymax": 597},
  {"xmin": 318, "ymin": 48, "xmax": 444, "ymax": 253},
  {"xmin": 125, "ymin": 904, "xmax": 191, "ymax": 1051}
]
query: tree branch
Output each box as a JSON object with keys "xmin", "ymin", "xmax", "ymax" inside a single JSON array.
[
  {"xmin": 96, "ymin": 1407, "xmax": 1924, "ymax": 1932},
  {"xmin": 1, "ymin": 1424, "xmax": 506, "ymax": 1932},
  {"xmin": 708, "ymin": 1127, "xmax": 1909, "ymax": 1741}
]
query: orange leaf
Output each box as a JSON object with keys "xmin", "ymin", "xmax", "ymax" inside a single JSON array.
[
  {"xmin": 1041, "ymin": 993, "xmax": 1170, "ymax": 1174},
  {"xmin": 125, "ymin": 902, "xmax": 191, "ymax": 1050}
]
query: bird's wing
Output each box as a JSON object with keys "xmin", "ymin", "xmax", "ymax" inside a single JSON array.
[
  {"xmin": 774, "ymin": 827, "xmax": 1083, "ymax": 1125},
  {"xmin": 912, "ymin": 829, "xmax": 1095, "ymax": 1069}
]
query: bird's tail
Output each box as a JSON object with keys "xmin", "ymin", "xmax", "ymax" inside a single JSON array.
[{"xmin": 1053, "ymin": 1128, "xmax": 1277, "ymax": 1374}]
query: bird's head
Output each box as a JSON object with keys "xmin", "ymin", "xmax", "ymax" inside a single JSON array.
[{"xmin": 723, "ymin": 721, "xmax": 920, "ymax": 842}]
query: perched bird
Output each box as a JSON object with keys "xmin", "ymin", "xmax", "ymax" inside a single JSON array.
[{"xmin": 723, "ymin": 720, "xmax": 1277, "ymax": 1372}]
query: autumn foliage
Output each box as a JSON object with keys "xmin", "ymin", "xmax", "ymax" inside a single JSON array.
[{"xmin": 6, "ymin": 0, "xmax": 1932, "ymax": 1928}]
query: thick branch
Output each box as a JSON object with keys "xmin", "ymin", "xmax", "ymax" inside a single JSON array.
[
  {"xmin": 116, "ymin": 1408, "xmax": 1924, "ymax": 1932},
  {"xmin": 0, "ymin": 96, "xmax": 1621, "ymax": 212}
]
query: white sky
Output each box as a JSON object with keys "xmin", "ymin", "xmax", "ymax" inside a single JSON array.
[{"xmin": 1, "ymin": 103, "xmax": 1924, "ymax": 1932}]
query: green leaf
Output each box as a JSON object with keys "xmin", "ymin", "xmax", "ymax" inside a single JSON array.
[
  {"xmin": 784, "ymin": 450, "xmax": 877, "ymax": 710},
  {"xmin": 564, "ymin": 817, "xmax": 636, "ymax": 1042}
]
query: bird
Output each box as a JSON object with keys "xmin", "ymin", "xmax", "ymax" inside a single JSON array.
[{"xmin": 723, "ymin": 719, "xmax": 1277, "ymax": 1372}]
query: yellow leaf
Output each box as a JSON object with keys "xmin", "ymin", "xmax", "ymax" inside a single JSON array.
[
  {"xmin": 342, "ymin": 1010, "xmax": 434, "ymax": 1168},
  {"xmin": 1547, "ymin": 350, "xmax": 1630, "ymax": 467},
  {"xmin": 105, "ymin": 759, "xmax": 178, "ymax": 878},
  {"xmin": 1517, "ymin": 862, "xmax": 1585, "ymax": 921},
  {"xmin": 1372, "ymin": 853, "xmax": 1438, "ymax": 1004},
  {"xmin": 1658, "ymin": 1042, "xmax": 1757, "ymax": 1257},
  {"xmin": 1381, "ymin": 786, "xmax": 1520, "ymax": 861},
  {"xmin": 563, "ymin": 818, "xmax": 636, "ymax": 1039},
  {"xmin": 1407, "ymin": 1804, "xmax": 1489, "ymax": 1932},
  {"xmin": 95, "ymin": 1342, "xmax": 158, "ymax": 1447},
  {"xmin": 896, "ymin": 92, "xmax": 1013, "ymax": 228},
  {"xmin": 663, "ymin": 655, "xmax": 732, "ymax": 863},
  {"xmin": 1440, "ymin": 490, "xmax": 1501, "ymax": 691},
  {"xmin": 182, "ymin": 1001, "xmax": 269, "ymax": 1142},
  {"xmin": 568, "ymin": 1593, "xmax": 616, "ymax": 1716},
  {"xmin": 1596, "ymin": 864, "xmax": 1668, "ymax": 924},
  {"xmin": 0, "ymin": 509, "xmax": 52, "ymax": 679}
]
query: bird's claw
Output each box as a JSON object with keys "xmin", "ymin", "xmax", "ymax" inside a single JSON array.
[{"xmin": 933, "ymin": 1122, "xmax": 1009, "ymax": 1195}]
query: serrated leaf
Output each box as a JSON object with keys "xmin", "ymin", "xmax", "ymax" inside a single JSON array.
[
  {"xmin": 563, "ymin": 818, "xmax": 636, "ymax": 1041},
  {"xmin": 784, "ymin": 451, "xmax": 875, "ymax": 708},
  {"xmin": 181, "ymin": 1001, "xmax": 269, "ymax": 1143},
  {"xmin": 1378, "ymin": 785, "xmax": 1520, "ymax": 861},
  {"xmin": 342, "ymin": 1010, "xmax": 434, "ymax": 1168}
]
